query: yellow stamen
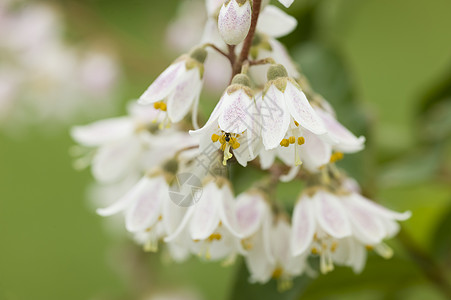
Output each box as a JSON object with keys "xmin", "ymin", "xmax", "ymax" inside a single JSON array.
[
  {"xmin": 311, "ymin": 247, "xmax": 319, "ymax": 254},
  {"xmin": 272, "ymin": 267, "xmax": 283, "ymax": 279},
  {"xmin": 159, "ymin": 102, "xmax": 167, "ymax": 111},
  {"xmin": 288, "ymin": 136, "xmax": 296, "ymax": 144},
  {"xmin": 280, "ymin": 139, "xmax": 289, "ymax": 147},
  {"xmin": 331, "ymin": 242, "xmax": 338, "ymax": 252},
  {"xmin": 231, "ymin": 141, "xmax": 240, "ymax": 149},
  {"xmin": 208, "ymin": 233, "xmax": 222, "ymax": 241},
  {"xmin": 298, "ymin": 136, "xmax": 305, "ymax": 145},
  {"xmin": 153, "ymin": 102, "xmax": 161, "ymax": 109},
  {"xmin": 330, "ymin": 152, "xmax": 344, "ymax": 163},
  {"xmin": 219, "ymin": 135, "xmax": 226, "ymax": 144},
  {"xmin": 211, "ymin": 134, "xmax": 219, "ymax": 142},
  {"xmin": 220, "ymin": 143, "xmax": 226, "ymax": 151},
  {"xmin": 294, "ymin": 120, "xmax": 299, "ymax": 127}
]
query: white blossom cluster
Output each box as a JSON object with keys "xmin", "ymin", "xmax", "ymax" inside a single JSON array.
[
  {"xmin": 0, "ymin": 0, "xmax": 120, "ymax": 131},
  {"xmin": 72, "ymin": 0, "xmax": 410, "ymax": 289}
]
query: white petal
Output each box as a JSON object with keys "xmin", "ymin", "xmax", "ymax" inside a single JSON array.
[
  {"xmin": 71, "ymin": 117, "xmax": 134, "ymax": 147},
  {"xmin": 245, "ymin": 229, "xmax": 274, "ymax": 284},
  {"xmin": 291, "ymin": 197, "xmax": 316, "ymax": 256},
  {"xmin": 351, "ymin": 193, "xmax": 411, "ymax": 221},
  {"xmin": 278, "ymin": 0, "xmax": 294, "ymax": 8},
  {"xmin": 96, "ymin": 176, "xmax": 147, "ymax": 216},
  {"xmin": 167, "ymin": 68, "xmax": 202, "ymax": 123},
  {"xmin": 257, "ymin": 5, "xmax": 297, "ymax": 38},
  {"xmin": 138, "ymin": 61, "xmax": 185, "ymax": 104},
  {"xmin": 162, "ymin": 192, "xmax": 191, "ymax": 235},
  {"xmin": 125, "ymin": 176, "xmax": 167, "ymax": 232},
  {"xmin": 189, "ymin": 182, "xmax": 220, "ymax": 240},
  {"xmin": 284, "ymin": 82, "xmax": 326, "ymax": 135},
  {"xmin": 313, "ymin": 190, "xmax": 352, "ymax": 238},
  {"xmin": 218, "ymin": 184, "xmax": 243, "ymax": 238},
  {"xmin": 92, "ymin": 137, "xmax": 141, "ymax": 183},
  {"xmin": 260, "ymin": 85, "xmax": 290, "ymax": 149},
  {"xmin": 259, "ymin": 148, "xmax": 276, "ymax": 169},
  {"xmin": 218, "ymin": 0, "xmax": 252, "ymax": 45},
  {"xmin": 298, "ymin": 130, "xmax": 332, "ymax": 171},
  {"xmin": 235, "ymin": 193, "xmax": 266, "ymax": 238},
  {"xmin": 343, "ymin": 195, "xmax": 386, "ymax": 244},
  {"xmin": 218, "ymin": 89, "xmax": 253, "ymax": 134},
  {"xmin": 315, "ymin": 108, "xmax": 365, "ymax": 153}
]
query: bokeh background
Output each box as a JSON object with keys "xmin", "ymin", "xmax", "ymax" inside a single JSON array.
[{"xmin": 1, "ymin": 0, "xmax": 450, "ymax": 299}]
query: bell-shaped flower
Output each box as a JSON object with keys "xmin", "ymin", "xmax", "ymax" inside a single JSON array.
[
  {"xmin": 218, "ymin": 0, "xmax": 252, "ymax": 45},
  {"xmin": 71, "ymin": 104, "xmax": 196, "ymax": 183},
  {"xmin": 165, "ymin": 178, "xmax": 243, "ymax": 262},
  {"xmin": 138, "ymin": 47, "xmax": 207, "ymax": 128},
  {"xmin": 96, "ymin": 165, "xmax": 191, "ymax": 253},
  {"xmin": 259, "ymin": 64, "xmax": 327, "ymax": 165},
  {"xmin": 247, "ymin": 216, "xmax": 305, "ymax": 290},
  {"xmin": 190, "ymin": 74, "xmax": 260, "ymax": 166},
  {"xmin": 291, "ymin": 187, "xmax": 411, "ymax": 274}
]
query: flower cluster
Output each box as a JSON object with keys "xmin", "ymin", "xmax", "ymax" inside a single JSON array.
[
  {"xmin": 0, "ymin": 0, "xmax": 120, "ymax": 132},
  {"xmin": 72, "ymin": 0, "xmax": 410, "ymax": 289}
]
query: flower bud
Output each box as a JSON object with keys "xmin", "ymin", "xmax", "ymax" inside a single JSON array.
[
  {"xmin": 218, "ymin": 0, "xmax": 252, "ymax": 45},
  {"xmin": 267, "ymin": 64, "xmax": 288, "ymax": 81}
]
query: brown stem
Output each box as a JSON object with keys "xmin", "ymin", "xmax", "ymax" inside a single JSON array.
[
  {"xmin": 232, "ymin": 0, "xmax": 263, "ymax": 77},
  {"xmin": 204, "ymin": 43, "xmax": 230, "ymax": 60},
  {"xmin": 249, "ymin": 57, "xmax": 276, "ymax": 66}
]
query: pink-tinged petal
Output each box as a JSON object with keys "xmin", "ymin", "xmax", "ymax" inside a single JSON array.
[
  {"xmin": 315, "ymin": 108, "xmax": 365, "ymax": 153},
  {"xmin": 189, "ymin": 182, "xmax": 220, "ymax": 240},
  {"xmin": 218, "ymin": 185, "xmax": 243, "ymax": 238},
  {"xmin": 278, "ymin": 0, "xmax": 294, "ymax": 8},
  {"xmin": 189, "ymin": 93, "xmax": 225, "ymax": 138},
  {"xmin": 291, "ymin": 197, "xmax": 316, "ymax": 256},
  {"xmin": 342, "ymin": 195, "xmax": 386, "ymax": 244},
  {"xmin": 218, "ymin": 89, "xmax": 253, "ymax": 134},
  {"xmin": 351, "ymin": 193, "xmax": 411, "ymax": 221},
  {"xmin": 138, "ymin": 61, "xmax": 185, "ymax": 104},
  {"xmin": 313, "ymin": 190, "xmax": 352, "ymax": 238},
  {"xmin": 92, "ymin": 137, "xmax": 141, "ymax": 183},
  {"xmin": 163, "ymin": 207, "xmax": 195, "ymax": 242},
  {"xmin": 167, "ymin": 68, "xmax": 202, "ymax": 123},
  {"xmin": 218, "ymin": 0, "xmax": 252, "ymax": 45},
  {"xmin": 235, "ymin": 193, "xmax": 266, "ymax": 238},
  {"xmin": 125, "ymin": 176, "xmax": 167, "ymax": 232},
  {"xmin": 71, "ymin": 117, "xmax": 134, "ymax": 147},
  {"xmin": 257, "ymin": 5, "xmax": 297, "ymax": 38},
  {"xmin": 260, "ymin": 85, "xmax": 290, "ymax": 149},
  {"xmin": 284, "ymin": 82, "xmax": 326, "ymax": 135},
  {"xmin": 298, "ymin": 130, "xmax": 332, "ymax": 171}
]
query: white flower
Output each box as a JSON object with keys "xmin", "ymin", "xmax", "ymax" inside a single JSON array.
[
  {"xmin": 218, "ymin": 0, "xmax": 252, "ymax": 45},
  {"xmin": 138, "ymin": 48, "xmax": 207, "ymax": 127},
  {"xmin": 247, "ymin": 216, "xmax": 305, "ymax": 289},
  {"xmin": 291, "ymin": 188, "xmax": 411, "ymax": 274},
  {"xmin": 97, "ymin": 171, "xmax": 190, "ymax": 253},
  {"xmin": 190, "ymin": 74, "xmax": 259, "ymax": 166},
  {"xmin": 71, "ymin": 103, "xmax": 196, "ymax": 183},
  {"xmin": 165, "ymin": 178, "xmax": 243, "ymax": 262},
  {"xmin": 259, "ymin": 64, "xmax": 327, "ymax": 167}
]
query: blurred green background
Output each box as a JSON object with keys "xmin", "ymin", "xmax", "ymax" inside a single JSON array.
[{"xmin": 1, "ymin": 0, "xmax": 450, "ymax": 299}]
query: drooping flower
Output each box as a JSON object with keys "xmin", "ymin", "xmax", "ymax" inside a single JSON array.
[
  {"xmin": 165, "ymin": 177, "xmax": 244, "ymax": 262},
  {"xmin": 71, "ymin": 103, "xmax": 196, "ymax": 183},
  {"xmin": 259, "ymin": 64, "xmax": 327, "ymax": 166},
  {"xmin": 218, "ymin": 0, "xmax": 252, "ymax": 45},
  {"xmin": 138, "ymin": 47, "xmax": 207, "ymax": 128},
  {"xmin": 190, "ymin": 74, "xmax": 260, "ymax": 166},
  {"xmin": 291, "ymin": 187, "xmax": 411, "ymax": 273}
]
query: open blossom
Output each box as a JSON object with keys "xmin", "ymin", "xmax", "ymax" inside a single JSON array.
[
  {"xmin": 190, "ymin": 74, "xmax": 259, "ymax": 166},
  {"xmin": 71, "ymin": 103, "xmax": 196, "ymax": 183},
  {"xmin": 291, "ymin": 187, "xmax": 411, "ymax": 274},
  {"xmin": 139, "ymin": 48, "xmax": 207, "ymax": 128},
  {"xmin": 165, "ymin": 178, "xmax": 244, "ymax": 261},
  {"xmin": 218, "ymin": 0, "xmax": 252, "ymax": 45}
]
